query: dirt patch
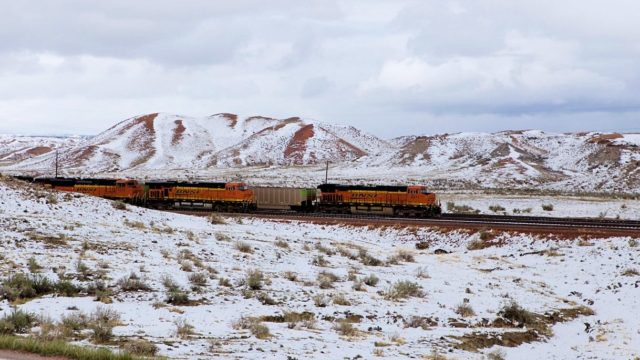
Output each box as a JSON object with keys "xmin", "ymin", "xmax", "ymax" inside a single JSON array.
[
  {"xmin": 451, "ymin": 305, "xmax": 594, "ymax": 352},
  {"xmin": 68, "ymin": 145, "xmax": 98, "ymax": 167},
  {"xmin": 588, "ymin": 133, "xmax": 623, "ymax": 144},
  {"xmin": 336, "ymin": 139, "xmax": 366, "ymax": 158},
  {"xmin": 172, "ymin": 120, "xmax": 186, "ymax": 145},
  {"xmin": 398, "ymin": 136, "xmax": 431, "ymax": 164},
  {"xmin": 127, "ymin": 113, "xmax": 158, "ymax": 168},
  {"xmin": 246, "ymin": 116, "xmax": 276, "ymax": 123},
  {"xmin": 213, "ymin": 113, "xmax": 238, "ymax": 128},
  {"xmin": 25, "ymin": 146, "xmax": 53, "ymax": 156},
  {"xmin": 587, "ymin": 145, "xmax": 621, "ymax": 167},
  {"xmin": 284, "ymin": 124, "xmax": 314, "ymax": 164}
]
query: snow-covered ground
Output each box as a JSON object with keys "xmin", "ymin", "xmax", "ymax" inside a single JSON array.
[{"xmin": 1, "ymin": 177, "xmax": 639, "ymax": 359}]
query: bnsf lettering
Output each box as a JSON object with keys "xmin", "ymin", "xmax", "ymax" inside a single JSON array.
[
  {"xmin": 351, "ymin": 193, "xmax": 377, "ymax": 200},
  {"xmin": 176, "ymin": 189, "xmax": 200, "ymax": 196},
  {"xmin": 76, "ymin": 187, "xmax": 99, "ymax": 193}
]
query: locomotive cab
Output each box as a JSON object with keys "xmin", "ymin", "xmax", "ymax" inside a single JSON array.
[{"xmin": 226, "ymin": 182, "xmax": 249, "ymax": 191}]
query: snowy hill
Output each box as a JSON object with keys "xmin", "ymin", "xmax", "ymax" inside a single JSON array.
[
  {"xmin": 2, "ymin": 113, "xmax": 640, "ymax": 192},
  {"xmin": 0, "ymin": 135, "xmax": 83, "ymax": 166},
  {"xmin": 8, "ymin": 113, "xmax": 390, "ymax": 171}
]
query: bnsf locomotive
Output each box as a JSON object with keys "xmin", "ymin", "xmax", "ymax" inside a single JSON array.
[
  {"xmin": 19, "ymin": 177, "xmax": 441, "ymax": 218},
  {"xmin": 318, "ymin": 184, "xmax": 440, "ymax": 217}
]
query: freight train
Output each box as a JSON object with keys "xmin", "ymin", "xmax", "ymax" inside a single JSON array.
[{"xmin": 16, "ymin": 176, "xmax": 441, "ymax": 217}]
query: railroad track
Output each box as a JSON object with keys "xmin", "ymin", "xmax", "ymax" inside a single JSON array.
[{"xmin": 170, "ymin": 208, "xmax": 640, "ymax": 236}]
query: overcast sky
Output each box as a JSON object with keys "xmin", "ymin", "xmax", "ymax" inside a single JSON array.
[{"xmin": 1, "ymin": 0, "xmax": 640, "ymax": 138}]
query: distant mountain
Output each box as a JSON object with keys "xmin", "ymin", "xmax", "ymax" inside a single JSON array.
[
  {"xmin": 7, "ymin": 113, "xmax": 391, "ymax": 171},
  {"xmin": 2, "ymin": 114, "xmax": 640, "ymax": 192},
  {"xmin": 0, "ymin": 135, "xmax": 84, "ymax": 166}
]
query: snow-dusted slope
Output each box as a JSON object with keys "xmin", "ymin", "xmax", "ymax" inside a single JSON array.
[
  {"xmin": 0, "ymin": 135, "xmax": 82, "ymax": 166},
  {"xmin": 3, "ymin": 114, "xmax": 640, "ymax": 192},
  {"xmin": 10, "ymin": 113, "xmax": 389, "ymax": 171}
]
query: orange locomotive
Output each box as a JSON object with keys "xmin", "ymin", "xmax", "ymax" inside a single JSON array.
[
  {"xmin": 144, "ymin": 181, "xmax": 256, "ymax": 211},
  {"xmin": 317, "ymin": 184, "xmax": 440, "ymax": 217},
  {"xmin": 35, "ymin": 178, "xmax": 145, "ymax": 201}
]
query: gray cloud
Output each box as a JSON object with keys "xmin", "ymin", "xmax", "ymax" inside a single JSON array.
[{"xmin": 0, "ymin": 0, "xmax": 639, "ymax": 138}]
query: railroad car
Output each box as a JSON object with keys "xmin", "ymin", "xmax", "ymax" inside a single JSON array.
[
  {"xmin": 253, "ymin": 187, "xmax": 316, "ymax": 211},
  {"xmin": 34, "ymin": 177, "xmax": 145, "ymax": 201},
  {"xmin": 317, "ymin": 183, "xmax": 440, "ymax": 217},
  {"xmin": 144, "ymin": 181, "xmax": 256, "ymax": 211}
]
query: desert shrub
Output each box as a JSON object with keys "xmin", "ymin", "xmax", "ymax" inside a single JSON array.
[
  {"xmin": 117, "ymin": 273, "xmax": 151, "ymax": 292},
  {"xmin": 312, "ymin": 255, "xmax": 329, "ymax": 267},
  {"xmin": 255, "ymin": 292, "xmax": 278, "ymax": 306},
  {"xmin": 27, "ymin": 257, "xmax": 42, "ymax": 273},
  {"xmin": 46, "ymin": 194, "xmax": 58, "ymax": 205},
  {"xmin": 283, "ymin": 271, "xmax": 297, "ymax": 281},
  {"xmin": 333, "ymin": 321, "xmax": 357, "ymax": 337},
  {"xmin": 315, "ymin": 242, "xmax": 335, "ymax": 255},
  {"xmin": 215, "ymin": 232, "xmax": 231, "ymax": 242},
  {"xmin": 447, "ymin": 202, "xmax": 480, "ymax": 214},
  {"xmin": 629, "ymin": 239, "xmax": 638, "ymax": 248},
  {"xmin": 161, "ymin": 275, "xmax": 180, "ymax": 291},
  {"xmin": 455, "ymin": 303, "xmax": 476, "ymax": 317},
  {"xmin": 88, "ymin": 306, "xmax": 120, "ymax": 343},
  {"xmin": 188, "ymin": 272, "xmax": 208, "ymax": 287},
  {"xmin": 332, "ymin": 293, "xmax": 351, "ymax": 306},
  {"xmin": 218, "ymin": 277, "xmax": 232, "ymax": 287},
  {"xmin": 180, "ymin": 260, "xmax": 193, "ymax": 272},
  {"xmin": 275, "ymin": 239, "xmax": 289, "ymax": 249},
  {"xmin": 235, "ymin": 241, "xmax": 253, "ymax": 253},
  {"xmin": 55, "ymin": 280, "xmax": 83, "ymax": 297},
  {"xmin": 313, "ymin": 294, "xmax": 330, "ymax": 307},
  {"xmin": 404, "ymin": 316, "xmax": 437, "ymax": 329},
  {"xmin": 394, "ymin": 249, "xmax": 415, "ymax": 263},
  {"xmin": 123, "ymin": 338, "xmax": 158, "ymax": 356},
  {"xmin": 467, "ymin": 239, "xmax": 492, "ymax": 251},
  {"xmin": 75, "ymin": 259, "xmax": 94, "ymax": 280},
  {"xmin": 209, "ymin": 214, "xmax": 226, "ymax": 225},
  {"xmin": 60, "ymin": 312, "xmax": 89, "ymax": 333},
  {"xmin": 111, "ymin": 201, "xmax": 127, "ymax": 210},
  {"xmin": 233, "ymin": 316, "xmax": 271, "ymax": 339},
  {"xmin": 317, "ymin": 271, "xmax": 339, "ymax": 289},
  {"xmin": 34, "ymin": 315, "xmax": 62, "ymax": 341},
  {"xmin": 0, "ymin": 309, "xmax": 36, "ymax": 334},
  {"xmin": 479, "ymin": 229, "xmax": 495, "ymax": 241},
  {"xmin": 446, "ymin": 202, "xmax": 456, "ymax": 211},
  {"xmin": 498, "ymin": 300, "xmax": 535, "ymax": 325},
  {"xmin": 416, "ymin": 267, "xmax": 430, "ymax": 279},
  {"xmin": 246, "ymin": 270, "xmax": 264, "ymax": 290},
  {"xmin": 166, "ymin": 289, "xmax": 190, "ymax": 305},
  {"xmin": 123, "ymin": 219, "xmax": 145, "ymax": 229},
  {"xmin": 283, "ymin": 311, "xmax": 316, "ymax": 329},
  {"xmin": 174, "ymin": 318, "xmax": 195, "ymax": 339},
  {"xmin": 541, "ymin": 204, "xmax": 554, "ymax": 211},
  {"xmin": 489, "ymin": 205, "xmax": 506, "ymax": 213},
  {"xmin": 0, "ymin": 273, "xmax": 55, "ymax": 301},
  {"xmin": 622, "ymin": 268, "xmax": 639, "ymax": 276},
  {"xmin": 385, "ymin": 281, "xmax": 424, "ymax": 300},
  {"xmin": 358, "ymin": 249, "xmax": 383, "ymax": 266},
  {"xmin": 363, "ymin": 274, "xmax": 379, "ymax": 287},
  {"xmin": 86, "ymin": 280, "xmax": 111, "ymax": 302},
  {"xmin": 352, "ymin": 279, "xmax": 365, "ymax": 292},
  {"xmin": 487, "ymin": 349, "xmax": 506, "ymax": 360}
]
